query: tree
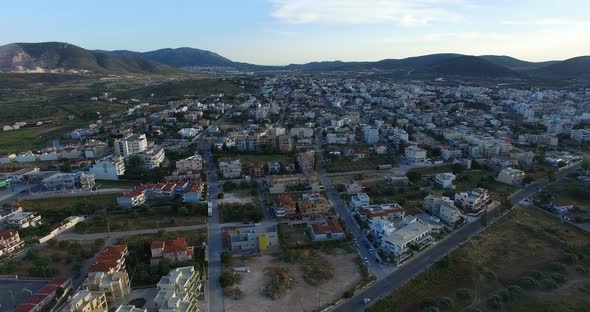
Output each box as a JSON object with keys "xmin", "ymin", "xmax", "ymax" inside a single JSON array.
[
  {"xmin": 60, "ymin": 159, "xmax": 72, "ymax": 173},
  {"xmin": 218, "ymin": 192, "xmax": 225, "ymax": 199},
  {"xmin": 455, "ymin": 288, "xmax": 473, "ymax": 301},
  {"xmin": 547, "ymin": 168, "xmax": 556, "ymax": 182},
  {"xmin": 523, "ymin": 175, "xmax": 534, "ymax": 184},
  {"xmin": 451, "ymin": 163, "xmax": 465, "ymax": 175},
  {"xmin": 407, "ymin": 171, "xmax": 422, "ymax": 183},
  {"xmin": 221, "ymin": 252, "xmax": 234, "ymax": 267},
  {"xmin": 582, "ymin": 158, "xmax": 590, "ymax": 171},
  {"xmin": 178, "ymin": 206, "xmax": 190, "ymax": 216}
]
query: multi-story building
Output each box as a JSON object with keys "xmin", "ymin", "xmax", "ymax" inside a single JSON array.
[
  {"xmin": 154, "ymin": 266, "xmax": 202, "ymax": 312},
  {"xmin": 497, "ymin": 167, "xmax": 525, "ymax": 186},
  {"xmin": 272, "ymin": 192, "xmax": 297, "ymax": 218},
  {"xmin": 66, "ymin": 290, "xmax": 108, "ymax": 312},
  {"xmin": 363, "ymin": 126, "xmax": 379, "ymax": 144},
  {"xmin": 0, "ymin": 229, "xmax": 25, "ymax": 257},
  {"xmin": 439, "ymin": 204, "xmax": 462, "ymax": 225},
  {"xmin": 405, "ymin": 146, "xmax": 427, "ymax": 163},
  {"xmin": 83, "ymin": 271, "xmax": 130, "ymax": 303},
  {"xmin": 276, "ymin": 134, "xmax": 293, "ymax": 153},
  {"xmin": 115, "ymin": 305, "xmax": 147, "ymax": 312},
  {"xmin": 358, "ymin": 203, "xmax": 405, "ymax": 224},
  {"xmin": 114, "ymin": 134, "xmax": 148, "ymax": 157},
  {"xmin": 218, "ymin": 158, "xmax": 241, "ymax": 179},
  {"xmin": 7, "ymin": 211, "xmax": 42, "ymax": 229},
  {"xmin": 117, "ymin": 187, "xmax": 147, "ymax": 208},
  {"xmin": 42, "ymin": 172, "xmax": 96, "ymax": 191},
  {"xmin": 423, "ymin": 195, "xmax": 455, "ymax": 216},
  {"xmin": 570, "ymin": 129, "xmax": 590, "ymax": 143},
  {"xmin": 182, "ymin": 181, "xmax": 205, "ymax": 203},
  {"xmin": 299, "ymin": 192, "xmax": 331, "ymax": 218},
  {"xmin": 150, "ymin": 237, "xmax": 194, "ymax": 265},
  {"xmin": 434, "ymin": 172, "xmax": 456, "ymax": 189},
  {"xmin": 89, "ymin": 245, "xmax": 128, "ymax": 274},
  {"xmin": 380, "ymin": 218, "xmax": 432, "ymax": 261},
  {"xmin": 297, "ymin": 151, "xmax": 315, "ymax": 175},
  {"xmin": 137, "ymin": 147, "xmax": 165, "ymax": 170},
  {"xmin": 349, "ymin": 192, "xmax": 370, "ymax": 210},
  {"xmin": 227, "ymin": 225, "xmax": 279, "ymax": 252},
  {"xmin": 176, "ymin": 154, "xmax": 203, "ymax": 173},
  {"xmin": 454, "ymin": 188, "xmax": 491, "ymax": 213},
  {"xmin": 90, "ymin": 156, "xmax": 126, "ymax": 180}
]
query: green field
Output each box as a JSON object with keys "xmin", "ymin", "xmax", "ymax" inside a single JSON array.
[
  {"xmin": 542, "ymin": 178, "xmax": 590, "ymax": 211},
  {"xmin": 454, "ymin": 170, "xmax": 518, "ymax": 200},
  {"xmin": 0, "ymin": 124, "xmax": 78, "ymax": 154},
  {"xmin": 369, "ymin": 207, "xmax": 590, "ymax": 312}
]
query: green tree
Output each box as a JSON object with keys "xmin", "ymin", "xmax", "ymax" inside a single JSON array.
[
  {"xmin": 407, "ymin": 171, "xmax": 422, "ymax": 183},
  {"xmin": 480, "ymin": 209, "xmax": 488, "ymax": 227},
  {"xmin": 582, "ymin": 158, "xmax": 590, "ymax": 171}
]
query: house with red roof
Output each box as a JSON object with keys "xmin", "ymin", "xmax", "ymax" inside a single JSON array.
[
  {"xmin": 89, "ymin": 245, "xmax": 128, "ymax": 274},
  {"xmin": 150, "ymin": 237, "xmax": 194, "ymax": 265},
  {"xmin": 273, "ymin": 192, "xmax": 297, "ymax": 218},
  {"xmin": 0, "ymin": 229, "xmax": 25, "ymax": 257},
  {"xmin": 549, "ymin": 199, "xmax": 575, "ymax": 214},
  {"xmin": 358, "ymin": 203, "xmax": 405, "ymax": 224},
  {"xmin": 13, "ymin": 277, "xmax": 71, "ymax": 312},
  {"xmin": 310, "ymin": 219, "xmax": 345, "ymax": 241}
]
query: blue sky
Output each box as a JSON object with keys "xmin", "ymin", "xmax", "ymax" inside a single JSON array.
[{"xmin": 1, "ymin": 0, "xmax": 588, "ymax": 65}]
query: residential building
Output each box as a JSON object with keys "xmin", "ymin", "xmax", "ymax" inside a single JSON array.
[
  {"xmin": 310, "ymin": 219, "xmax": 345, "ymax": 240},
  {"xmin": 117, "ymin": 187, "xmax": 146, "ymax": 208},
  {"xmin": 154, "ymin": 266, "xmax": 202, "ymax": 312},
  {"xmin": 441, "ymin": 146, "xmax": 462, "ymax": 160},
  {"xmin": 83, "ymin": 271, "xmax": 130, "ymax": 303},
  {"xmin": 439, "ymin": 204, "xmax": 462, "ymax": 225},
  {"xmin": 434, "ymin": 172, "xmax": 456, "ymax": 189},
  {"xmin": 89, "ymin": 245, "xmax": 128, "ymax": 274},
  {"xmin": 299, "ymin": 192, "xmax": 331, "ymax": 218},
  {"xmin": 42, "ymin": 172, "xmax": 96, "ymax": 191},
  {"xmin": 0, "ymin": 229, "xmax": 25, "ymax": 257},
  {"xmin": 150, "ymin": 237, "xmax": 194, "ymax": 265},
  {"xmin": 176, "ymin": 155, "xmax": 203, "ymax": 173},
  {"xmin": 182, "ymin": 181, "xmax": 204, "ymax": 203},
  {"xmin": 571, "ymin": 129, "xmax": 590, "ymax": 142},
  {"xmin": 380, "ymin": 219, "xmax": 432, "ymax": 260},
  {"xmin": 276, "ymin": 134, "xmax": 293, "ymax": 152},
  {"xmin": 454, "ymin": 188, "xmax": 490, "ymax": 213},
  {"xmin": 7, "ymin": 211, "xmax": 42, "ymax": 229},
  {"xmin": 14, "ymin": 277, "xmax": 71, "ymax": 312},
  {"xmin": 227, "ymin": 225, "xmax": 279, "ymax": 252},
  {"xmin": 497, "ymin": 167, "xmax": 525, "ymax": 186},
  {"xmin": 423, "ymin": 195, "xmax": 455, "ymax": 216},
  {"xmin": 115, "ymin": 305, "xmax": 147, "ymax": 312},
  {"xmin": 344, "ymin": 180, "xmax": 363, "ymax": 195},
  {"xmin": 114, "ymin": 134, "xmax": 148, "ymax": 156},
  {"xmin": 66, "ymin": 290, "xmax": 108, "ymax": 312},
  {"xmin": 273, "ymin": 192, "xmax": 297, "ymax": 218},
  {"xmin": 358, "ymin": 203, "xmax": 405, "ymax": 224},
  {"xmin": 297, "ymin": 151, "xmax": 315, "ymax": 175},
  {"xmin": 405, "ymin": 146, "xmax": 427, "ymax": 163},
  {"xmin": 137, "ymin": 147, "xmax": 165, "ymax": 170},
  {"xmin": 90, "ymin": 155, "xmax": 126, "ymax": 180},
  {"xmin": 218, "ymin": 158, "xmax": 241, "ymax": 179},
  {"xmin": 349, "ymin": 192, "xmax": 370, "ymax": 210},
  {"xmin": 549, "ymin": 199, "xmax": 575, "ymax": 214},
  {"xmin": 363, "ymin": 126, "xmax": 379, "ymax": 144}
]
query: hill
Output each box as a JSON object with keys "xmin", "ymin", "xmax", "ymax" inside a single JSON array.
[
  {"xmin": 0, "ymin": 42, "xmax": 178, "ymax": 74},
  {"xmin": 533, "ymin": 56, "xmax": 590, "ymax": 78},
  {"xmin": 479, "ymin": 55, "xmax": 558, "ymax": 71},
  {"xmin": 108, "ymin": 47, "xmax": 235, "ymax": 68}
]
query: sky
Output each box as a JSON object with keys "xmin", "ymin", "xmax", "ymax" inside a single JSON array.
[{"xmin": 1, "ymin": 0, "xmax": 589, "ymax": 65}]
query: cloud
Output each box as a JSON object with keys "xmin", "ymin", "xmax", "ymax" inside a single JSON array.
[
  {"xmin": 502, "ymin": 18, "xmax": 590, "ymax": 26},
  {"xmin": 269, "ymin": 0, "xmax": 463, "ymax": 27}
]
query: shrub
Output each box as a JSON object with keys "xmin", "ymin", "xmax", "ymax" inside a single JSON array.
[
  {"xmin": 551, "ymin": 273, "xmax": 567, "ymax": 284},
  {"xmin": 455, "ymin": 288, "xmax": 473, "ymax": 301},
  {"xmin": 219, "ymin": 272, "xmax": 242, "ymax": 288},
  {"xmin": 487, "ymin": 295, "xmax": 502, "ymax": 310},
  {"xmin": 519, "ymin": 276, "xmax": 539, "ymax": 289},
  {"xmin": 343, "ymin": 290, "xmax": 354, "ymax": 299},
  {"xmin": 436, "ymin": 297, "xmax": 453, "ymax": 310},
  {"xmin": 47, "ymin": 239, "xmax": 57, "ymax": 246},
  {"xmin": 547, "ymin": 262, "xmax": 567, "ymax": 272},
  {"xmin": 464, "ymin": 308, "xmax": 482, "ymax": 312},
  {"xmin": 528, "ymin": 270, "xmax": 547, "ymax": 280},
  {"xmin": 482, "ymin": 270, "xmax": 497, "ymax": 281},
  {"xmin": 562, "ymin": 253, "xmax": 578, "ymax": 264},
  {"xmin": 576, "ymin": 266, "xmax": 590, "ymax": 274},
  {"xmin": 221, "ymin": 252, "xmax": 233, "ymax": 267},
  {"xmin": 224, "ymin": 287, "xmax": 245, "ymax": 300},
  {"xmin": 507, "ymin": 285, "xmax": 523, "ymax": 297},
  {"xmin": 541, "ymin": 278, "xmax": 558, "ymax": 289},
  {"xmin": 423, "ymin": 306, "xmax": 440, "ymax": 312}
]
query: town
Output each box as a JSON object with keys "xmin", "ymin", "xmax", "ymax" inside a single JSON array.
[{"xmin": 1, "ymin": 72, "xmax": 589, "ymax": 312}]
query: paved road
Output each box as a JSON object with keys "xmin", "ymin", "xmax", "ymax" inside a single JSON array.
[
  {"xmin": 331, "ymin": 161, "xmax": 584, "ymax": 312},
  {"xmin": 202, "ymin": 144, "xmax": 225, "ymax": 312},
  {"xmin": 316, "ymin": 135, "xmax": 393, "ymax": 279}
]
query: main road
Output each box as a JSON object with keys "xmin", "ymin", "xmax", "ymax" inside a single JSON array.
[{"xmin": 331, "ymin": 160, "xmax": 583, "ymax": 311}]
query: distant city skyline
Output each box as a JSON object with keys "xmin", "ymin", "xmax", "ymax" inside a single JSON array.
[{"xmin": 1, "ymin": 0, "xmax": 589, "ymax": 65}]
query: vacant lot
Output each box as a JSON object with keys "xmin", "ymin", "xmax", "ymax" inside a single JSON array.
[
  {"xmin": 0, "ymin": 124, "xmax": 74, "ymax": 154},
  {"xmin": 325, "ymin": 155, "xmax": 392, "ymax": 173},
  {"xmin": 225, "ymin": 250, "xmax": 362, "ymax": 312},
  {"xmin": 369, "ymin": 207, "xmax": 590, "ymax": 312},
  {"xmin": 454, "ymin": 169, "xmax": 518, "ymax": 200},
  {"xmin": 94, "ymin": 179, "xmax": 139, "ymax": 189}
]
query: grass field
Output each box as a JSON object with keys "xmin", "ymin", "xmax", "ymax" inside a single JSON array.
[
  {"xmin": 21, "ymin": 194, "xmax": 118, "ymax": 213},
  {"xmin": 325, "ymin": 155, "xmax": 392, "ymax": 173},
  {"xmin": 0, "ymin": 124, "xmax": 77, "ymax": 154},
  {"xmin": 369, "ymin": 207, "xmax": 590, "ymax": 312},
  {"xmin": 542, "ymin": 178, "xmax": 590, "ymax": 211}
]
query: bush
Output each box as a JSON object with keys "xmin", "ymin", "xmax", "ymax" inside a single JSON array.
[
  {"xmin": 220, "ymin": 272, "xmax": 242, "ymax": 288},
  {"xmin": 547, "ymin": 262, "xmax": 567, "ymax": 272},
  {"xmin": 423, "ymin": 306, "xmax": 440, "ymax": 312},
  {"xmin": 47, "ymin": 239, "xmax": 57, "ymax": 246},
  {"xmin": 562, "ymin": 253, "xmax": 578, "ymax": 264},
  {"xmin": 482, "ymin": 270, "xmax": 497, "ymax": 281},
  {"xmin": 343, "ymin": 290, "xmax": 354, "ymax": 298},
  {"xmin": 436, "ymin": 297, "xmax": 453, "ymax": 310},
  {"xmin": 507, "ymin": 285, "xmax": 523, "ymax": 297},
  {"xmin": 528, "ymin": 270, "xmax": 547, "ymax": 280},
  {"xmin": 576, "ymin": 266, "xmax": 590, "ymax": 274},
  {"xmin": 498, "ymin": 289, "xmax": 512, "ymax": 302},
  {"xmin": 224, "ymin": 287, "xmax": 244, "ymax": 300},
  {"xmin": 464, "ymin": 308, "xmax": 482, "ymax": 312},
  {"xmin": 221, "ymin": 252, "xmax": 233, "ymax": 267},
  {"xmin": 551, "ymin": 273, "xmax": 567, "ymax": 284},
  {"xmin": 487, "ymin": 295, "xmax": 502, "ymax": 310},
  {"xmin": 518, "ymin": 276, "xmax": 539, "ymax": 289},
  {"xmin": 455, "ymin": 288, "xmax": 473, "ymax": 301},
  {"xmin": 541, "ymin": 278, "xmax": 558, "ymax": 289}
]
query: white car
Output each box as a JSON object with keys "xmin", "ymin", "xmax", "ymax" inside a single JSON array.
[{"xmin": 362, "ymin": 298, "xmax": 371, "ymax": 304}]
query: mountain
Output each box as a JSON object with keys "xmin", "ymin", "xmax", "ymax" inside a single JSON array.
[
  {"xmin": 479, "ymin": 55, "xmax": 558, "ymax": 70},
  {"xmin": 533, "ymin": 56, "xmax": 590, "ymax": 78},
  {"xmin": 0, "ymin": 42, "xmax": 178, "ymax": 74},
  {"xmin": 107, "ymin": 47, "xmax": 235, "ymax": 68}
]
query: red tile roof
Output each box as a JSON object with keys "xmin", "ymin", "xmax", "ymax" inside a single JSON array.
[{"xmin": 312, "ymin": 220, "xmax": 344, "ymax": 235}]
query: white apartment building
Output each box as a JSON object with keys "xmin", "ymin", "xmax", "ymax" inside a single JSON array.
[
  {"xmin": 571, "ymin": 129, "xmax": 590, "ymax": 143},
  {"xmin": 176, "ymin": 154, "xmax": 203, "ymax": 173},
  {"xmin": 405, "ymin": 146, "xmax": 427, "ymax": 163},
  {"xmin": 363, "ymin": 126, "xmax": 379, "ymax": 144},
  {"xmin": 154, "ymin": 266, "xmax": 202, "ymax": 312},
  {"xmin": 138, "ymin": 148, "xmax": 165, "ymax": 170},
  {"xmin": 435, "ymin": 172, "xmax": 456, "ymax": 189},
  {"xmin": 114, "ymin": 134, "xmax": 148, "ymax": 156},
  {"xmin": 90, "ymin": 155, "xmax": 126, "ymax": 180},
  {"xmin": 497, "ymin": 167, "xmax": 525, "ymax": 186},
  {"xmin": 349, "ymin": 192, "xmax": 370, "ymax": 210},
  {"xmin": 66, "ymin": 290, "xmax": 108, "ymax": 312}
]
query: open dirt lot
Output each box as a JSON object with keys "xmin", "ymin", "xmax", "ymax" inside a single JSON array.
[
  {"xmin": 219, "ymin": 192, "xmax": 256, "ymax": 205},
  {"xmin": 225, "ymin": 250, "xmax": 362, "ymax": 312}
]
